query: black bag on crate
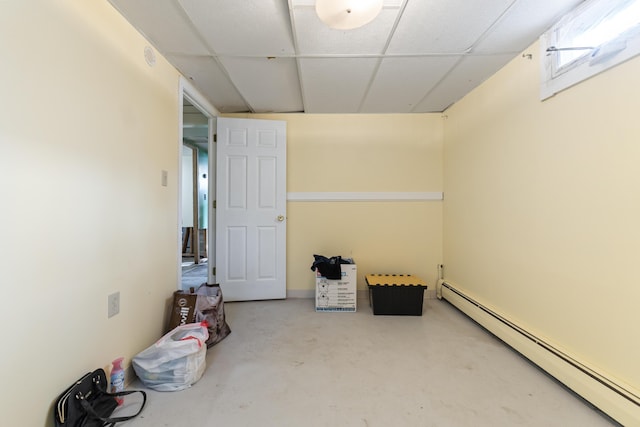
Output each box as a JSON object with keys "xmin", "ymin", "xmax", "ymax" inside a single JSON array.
[
  {"xmin": 54, "ymin": 368, "xmax": 146, "ymax": 427},
  {"xmin": 311, "ymin": 254, "xmax": 351, "ymax": 280}
]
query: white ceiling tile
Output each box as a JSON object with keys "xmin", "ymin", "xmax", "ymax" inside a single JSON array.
[
  {"xmin": 293, "ymin": 7, "xmax": 399, "ymax": 55},
  {"xmin": 361, "ymin": 56, "xmax": 461, "ymax": 113},
  {"xmin": 109, "ymin": 0, "xmax": 586, "ymax": 114},
  {"xmin": 299, "ymin": 58, "xmax": 379, "ymax": 113},
  {"xmin": 167, "ymin": 55, "xmax": 249, "ymax": 113},
  {"xmin": 474, "ymin": 0, "xmax": 584, "ymax": 54},
  {"xmin": 219, "ymin": 57, "xmax": 303, "ymax": 113},
  {"xmin": 414, "ymin": 54, "xmax": 515, "ymax": 112},
  {"xmin": 387, "ymin": 0, "xmax": 514, "ymax": 54},
  {"xmin": 109, "ymin": 0, "xmax": 210, "ymax": 55},
  {"xmin": 178, "ymin": 0, "xmax": 295, "ymax": 56}
]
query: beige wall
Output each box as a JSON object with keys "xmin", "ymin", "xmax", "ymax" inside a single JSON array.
[
  {"xmin": 225, "ymin": 113, "xmax": 444, "ymax": 293},
  {"xmin": 443, "ymin": 42, "xmax": 640, "ymax": 395},
  {"xmin": 0, "ymin": 1, "xmax": 181, "ymax": 425}
]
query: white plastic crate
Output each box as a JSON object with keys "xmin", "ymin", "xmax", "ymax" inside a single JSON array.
[{"xmin": 315, "ymin": 264, "xmax": 357, "ymax": 312}]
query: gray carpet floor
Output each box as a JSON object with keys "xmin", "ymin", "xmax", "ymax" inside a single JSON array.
[
  {"xmin": 181, "ymin": 261, "xmax": 208, "ymax": 290},
  {"xmin": 120, "ymin": 298, "xmax": 618, "ymax": 426}
]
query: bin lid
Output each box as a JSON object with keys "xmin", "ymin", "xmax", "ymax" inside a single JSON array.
[{"xmin": 365, "ymin": 274, "xmax": 427, "ymax": 287}]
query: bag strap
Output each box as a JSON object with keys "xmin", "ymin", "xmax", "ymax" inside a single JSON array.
[{"xmin": 78, "ymin": 389, "xmax": 147, "ymax": 426}]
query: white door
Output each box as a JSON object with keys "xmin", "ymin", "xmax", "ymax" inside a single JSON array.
[{"xmin": 216, "ymin": 117, "xmax": 286, "ymax": 301}]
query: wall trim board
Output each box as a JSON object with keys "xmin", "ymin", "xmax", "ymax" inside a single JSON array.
[
  {"xmin": 439, "ymin": 282, "xmax": 640, "ymax": 426},
  {"xmin": 286, "ymin": 192, "xmax": 443, "ymax": 202}
]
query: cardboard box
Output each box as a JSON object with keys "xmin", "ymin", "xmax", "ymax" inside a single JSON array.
[
  {"xmin": 315, "ymin": 264, "xmax": 357, "ymax": 312},
  {"xmin": 167, "ymin": 290, "xmax": 198, "ymax": 331}
]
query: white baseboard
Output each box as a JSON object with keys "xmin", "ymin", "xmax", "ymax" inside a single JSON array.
[{"xmin": 440, "ymin": 282, "xmax": 640, "ymax": 426}]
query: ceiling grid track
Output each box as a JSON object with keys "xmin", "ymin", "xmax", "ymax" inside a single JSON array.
[
  {"xmin": 108, "ymin": 0, "xmax": 585, "ymax": 114},
  {"xmin": 356, "ymin": 0, "xmax": 410, "ymax": 113}
]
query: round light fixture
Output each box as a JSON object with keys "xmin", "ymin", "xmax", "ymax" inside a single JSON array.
[{"xmin": 315, "ymin": 0, "xmax": 383, "ymax": 30}]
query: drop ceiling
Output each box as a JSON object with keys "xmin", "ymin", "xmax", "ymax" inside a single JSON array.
[{"xmin": 108, "ymin": 0, "xmax": 583, "ymax": 114}]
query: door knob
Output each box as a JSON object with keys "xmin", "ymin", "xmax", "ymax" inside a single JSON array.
[{"xmin": 277, "ymin": 215, "xmax": 285, "ymax": 222}]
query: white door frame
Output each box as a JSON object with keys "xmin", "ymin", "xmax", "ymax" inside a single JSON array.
[{"xmin": 178, "ymin": 77, "xmax": 219, "ymax": 288}]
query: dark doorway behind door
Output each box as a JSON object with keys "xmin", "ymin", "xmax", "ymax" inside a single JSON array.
[{"xmin": 181, "ymin": 98, "xmax": 209, "ymax": 290}]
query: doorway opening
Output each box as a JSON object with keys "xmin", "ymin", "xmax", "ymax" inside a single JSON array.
[{"xmin": 179, "ymin": 80, "xmax": 217, "ymax": 291}]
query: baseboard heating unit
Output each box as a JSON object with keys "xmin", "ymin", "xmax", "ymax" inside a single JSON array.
[{"xmin": 438, "ymin": 281, "xmax": 640, "ymax": 426}]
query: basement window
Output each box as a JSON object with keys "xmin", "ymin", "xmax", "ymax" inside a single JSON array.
[{"xmin": 540, "ymin": 0, "xmax": 640, "ymax": 99}]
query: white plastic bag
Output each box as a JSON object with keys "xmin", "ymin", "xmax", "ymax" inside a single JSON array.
[{"xmin": 132, "ymin": 321, "xmax": 209, "ymax": 391}]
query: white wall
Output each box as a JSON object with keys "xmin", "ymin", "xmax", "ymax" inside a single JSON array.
[
  {"xmin": 182, "ymin": 145, "xmax": 194, "ymax": 227},
  {"xmin": 0, "ymin": 1, "xmax": 181, "ymax": 425},
  {"xmin": 225, "ymin": 113, "xmax": 444, "ymax": 294}
]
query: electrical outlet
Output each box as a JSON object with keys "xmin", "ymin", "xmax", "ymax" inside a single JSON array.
[{"xmin": 108, "ymin": 292, "xmax": 120, "ymax": 318}]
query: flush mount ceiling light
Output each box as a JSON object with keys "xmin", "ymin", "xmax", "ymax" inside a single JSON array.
[{"xmin": 316, "ymin": 0, "xmax": 383, "ymax": 30}]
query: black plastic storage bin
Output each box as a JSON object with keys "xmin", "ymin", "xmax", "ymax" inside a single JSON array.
[{"xmin": 366, "ymin": 274, "xmax": 428, "ymax": 316}]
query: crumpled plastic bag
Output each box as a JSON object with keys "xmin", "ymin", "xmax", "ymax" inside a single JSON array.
[{"xmin": 132, "ymin": 321, "xmax": 209, "ymax": 391}]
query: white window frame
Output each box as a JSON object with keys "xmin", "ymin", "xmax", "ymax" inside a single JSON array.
[{"xmin": 540, "ymin": 0, "xmax": 640, "ymax": 100}]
